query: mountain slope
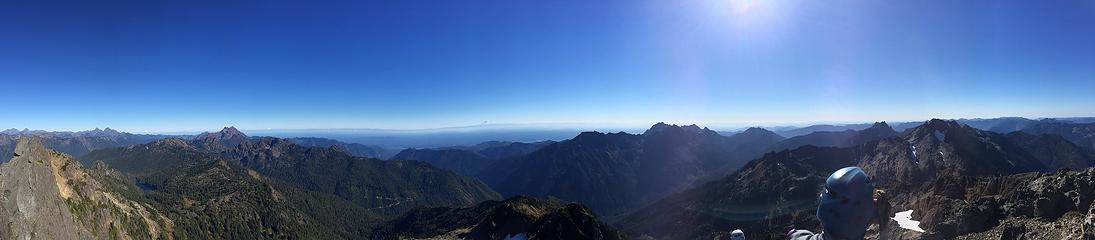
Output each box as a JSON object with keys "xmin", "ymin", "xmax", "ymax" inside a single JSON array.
[
  {"xmin": 620, "ymin": 119, "xmax": 1084, "ymax": 239},
  {"xmin": 769, "ymin": 121, "xmax": 898, "ymax": 152},
  {"xmin": 374, "ymin": 196, "xmax": 627, "ymax": 240},
  {"xmin": 132, "ymin": 147, "xmax": 377, "ymax": 239},
  {"xmin": 1022, "ymin": 121, "xmax": 1095, "ymax": 150},
  {"xmin": 390, "ymin": 148, "xmax": 494, "ymax": 176},
  {"xmin": 389, "ymin": 140, "xmax": 556, "ymax": 177},
  {"xmin": 774, "ymin": 123, "xmax": 876, "ymax": 138},
  {"xmin": 618, "ymin": 146, "xmax": 861, "ymax": 239},
  {"xmin": 228, "ymin": 137, "xmax": 502, "ymax": 215},
  {"xmin": 289, "ymin": 137, "xmax": 395, "ymax": 159},
  {"xmin": 1003, "ymin": 131, "xmax": 1095, "ymax": 170},
  {"xmin": 956, "ymin": 117, "xmax": 1038, "ymax": 133},
  {"xmin": 82, "ymin": 128, "xmax": 502, "ymax": 216},
  {"xmin": 479, "ymin": 123, "xmax": 783, "ymax": 216}
]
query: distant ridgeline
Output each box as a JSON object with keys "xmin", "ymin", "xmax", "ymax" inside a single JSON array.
[
  {"xmin": 2, "ymin": 117, "xmax": 1094, "ymax": 239},
  {"xmin": 0, "ymin": 127, "xmax": 623, "ymax": 239},
  {"xmin": 0, "ymin": 128, "xmax": 171, "ymax": 163}
]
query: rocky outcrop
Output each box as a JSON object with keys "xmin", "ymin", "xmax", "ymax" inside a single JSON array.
[
  {"xmin": 192, "ymin": 126, "xmax": 250, "ymax": 152},
  {"xmin": 0, "ymin": 136, "xmax": 167, "ymax": 239},
  {"xmin": 921, "ymin": 168, "xmax": 1095, "ymax": 239}
]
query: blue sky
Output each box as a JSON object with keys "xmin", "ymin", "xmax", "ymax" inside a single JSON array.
[{"xmin": 2, "ymin": 0, "xmax": 1094, "ymax": 132}]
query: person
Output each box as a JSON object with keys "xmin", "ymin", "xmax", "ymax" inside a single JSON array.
[
  {"xmin": 729, "ymin": 229, "xmax": 745, "ymax": 240},
  {"xmin": 787, "ymin": 166, "xmax": 880, "ymax": 240}
]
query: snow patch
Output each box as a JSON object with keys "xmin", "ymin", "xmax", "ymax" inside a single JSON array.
[
  {"xmin": 504, "ymin": 233, "xmax": 527, "ymax": 240},
  {"xmin": 892, "ymin": 210, "xmax": 926, "ymax": 233},
  {"xmin": 909, "ymin": 145, "xmax": 919, "ymax": 163}
]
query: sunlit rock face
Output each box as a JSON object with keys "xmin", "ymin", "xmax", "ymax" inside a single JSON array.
[{"xmin": 0, "ymin": 136, "xmax": 166, "ymax": 239}]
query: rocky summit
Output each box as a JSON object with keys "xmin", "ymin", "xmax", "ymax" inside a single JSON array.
[{"xmin": 0, "ymin": 136, "xmax": 166, "ymax": 239}]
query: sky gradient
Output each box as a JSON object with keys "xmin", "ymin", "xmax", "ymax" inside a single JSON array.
[{"xmin": 2, "ymin": 0, "xmax": 1094, "ymax": 132}]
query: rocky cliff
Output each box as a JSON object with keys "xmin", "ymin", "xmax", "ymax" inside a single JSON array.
[{"xmin": 0, "ymin": 136, "xmax": 167, "ymax": 239}]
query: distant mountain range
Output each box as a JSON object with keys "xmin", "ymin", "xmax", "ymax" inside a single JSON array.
[
  {"xmin": 3, "ymin": 116, "xmax": 1095, "ymax": 239},
  {"xmin": 0, "ymin": 128, "xmax": 172, "ymax": 163},
  {"xmin": 288, "ymin": 137, "xmax": 397, "ymax": 159},
  {"xmin": 389, "ymin": 141, "xmax": 555, "ymax": 176},
  {"xmin": 767, "ymin": 121, "xmax": 900, "ymax": 151},
  {"xmin": 80, "ymin": 127, "xmax": 501, "ymax": 216},
  {"xmin": 471, "ymin": 123, "xmax": 785, "ymax": 216}
]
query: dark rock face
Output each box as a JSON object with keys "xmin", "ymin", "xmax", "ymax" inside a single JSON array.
[{"xmin": 376, "ymin": 196, "xmax": 627, "ymax": 240}]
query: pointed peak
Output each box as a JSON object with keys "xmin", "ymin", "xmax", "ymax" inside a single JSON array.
[
  {"xmin": 575, "ymin": 131, "xmax": 605, "ymax": 139},
  {"xmin": 862, "ymin": 122, "xmax": 897, "ymax": 133},
  {"xmin": 647, "ymin": 122, "xmax": 672, "ymax": 132},
  {"xmin": 730, "ymin": 127, "xmax": 785, "ymax": 141},
  {"xmin": 908, "ymin": 119, "xmax": 977, "ymax": 142},
  {"xmin": 79, "ymin": 127, "xmax": 124, "ymax": 137},
  {"xmin": 644, "ymin": 122, "xmax": 717, "ymax": 136},
  {"xmin": 221, "ymin": 126, "xmax": 242, "ymax": 134},
  {"xmin": 741, "ymin": 127, "xmax": 773, "ymax": 134}
]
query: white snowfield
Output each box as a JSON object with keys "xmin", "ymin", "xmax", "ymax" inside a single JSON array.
[{"xmin": 892, "ymin": 210, "xmax": 926, "ymax": 233}]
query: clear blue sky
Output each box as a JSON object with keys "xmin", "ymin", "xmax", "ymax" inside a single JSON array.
[{"xmin": 2, "ymin": 0, "xmax": 1094, "ymax": 132}]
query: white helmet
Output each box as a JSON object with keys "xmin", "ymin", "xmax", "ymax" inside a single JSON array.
[{"xmin": 729, "ymin": 229, "xmax": 745, "ymax": 240}]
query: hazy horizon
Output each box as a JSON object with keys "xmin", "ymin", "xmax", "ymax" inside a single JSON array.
[{"xmin": 4, "ymin": 115, "xmax": 1093, "ymax": 135}]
